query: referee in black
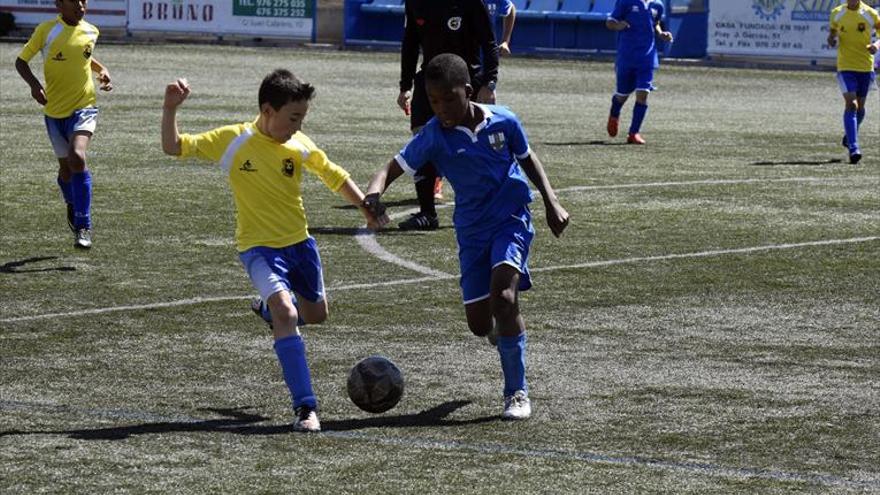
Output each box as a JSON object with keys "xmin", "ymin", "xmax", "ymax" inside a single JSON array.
[{"xmin": 396, "ymin": 0, "xmax": 500, "ymax": 231}]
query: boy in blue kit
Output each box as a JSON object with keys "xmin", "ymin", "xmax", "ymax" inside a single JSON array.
[
  {"xmin": 15, "ymin": 0, "xmax": 113, "ymax": 249},
  {"xmin": 363, "ymin": 54, "xmax": 570, "ymax": 420},
  {"xmin": 827, "ymin": 0, "xmax": 880, "ymax": 164},
  {"xmin": 161, "ymin": 70, "xmax": 384, "ymax": 432},
  {"xmin": 484, "ymin": 0, "xmax": 517, "ymax": 56},
  {"xmin": 605, "ymin": 0, "xmax": 673, "ymax": 145}
]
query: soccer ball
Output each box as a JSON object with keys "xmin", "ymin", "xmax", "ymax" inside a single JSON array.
[{"xmin": 346, "ymin": 356, "xmax": 404, "ymax": 413}]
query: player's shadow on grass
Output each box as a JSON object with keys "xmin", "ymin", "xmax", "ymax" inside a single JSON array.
[
  {"xmin": 0, "ymin": 401, "xmax": 497, "ymax": 441},
  {"xmin": 310, "ymin": 225, "xmax": 454, "ymax": 236},
  {"xmin": 334, "ymin": 198, "xmax": 421, "ymax": 210},
  {"xmin": 750, "ymin": 158, "xmax": 843, "ymax": 166},
  {"xmin": 541, "ymin": 140, "xmax": 629, "ymax": 146},
  {"xmin": 0, "ymin": 256, "xmax": 75, "ymax": 274}
]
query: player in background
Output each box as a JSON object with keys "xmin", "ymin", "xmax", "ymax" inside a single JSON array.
[
  {"xmin": 484, "ymin": 0, "xmax": 517, "ymax": 56},
  {"xmin": 605, "ymin": 0, "xmax": 673, "ymax": 144},
  {"xmin": 397, "ymin": 0, "xmax": 499, "ymax": 230},
  {"xmin": 364, "ymin": 54, "xmax": 570, "ymax": 420},
  {"xmin": 827, "ymin": 0, "xmax": 880, "ymax": 164},
  {"xmin": 161, "ymin": 70, "xmax": 384, "ymax": 432},
  {"xmin": 15, "ymin": 0, "xmax": 113, "ymax": 249}
]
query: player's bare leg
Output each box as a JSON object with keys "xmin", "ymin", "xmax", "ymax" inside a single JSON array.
[
  {"xmin": 490, "ymin": 264, "xmax": 531, "ymax": 420},
  {"xmin": 627, "ymin": 90, "xmax": 649, "ymax": 145},
  {"xmin": 68, "ymin": 132, "xmax": 93, "ymax": 248},
  {"xmin": 267, "ymin": 290, "xmax": 320, "ymax": 432}
]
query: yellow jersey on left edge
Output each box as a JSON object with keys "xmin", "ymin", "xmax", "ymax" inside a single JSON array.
[
  {"xmin": 179, "ymin": 121, "xmax": 351, "ymax": 252},
  {"xmin": 19, "ymin": 15, "xmax": 99, "ymax": 118},
  {"xmin": 830, "ymin": 3, "xmax": 880, "ymax": 72}
]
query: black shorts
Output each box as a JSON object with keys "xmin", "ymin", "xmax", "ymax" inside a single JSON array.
[{"xmin": 410, "ymin": 70, "xmax": 484, "ymax": 130}]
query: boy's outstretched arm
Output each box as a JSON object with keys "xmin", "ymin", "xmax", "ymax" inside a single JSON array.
[
  {"xmin": 15, "ymin": 57, "xmax": 47, "ymax": 105},
  {"xmin": 90, "ymin": 58, "xmax": 113, "ymax": 91},
  {"xmin": 518, "ymin": 152, "xmax": 570, "ymax": 238},
  {"xmin": 361, "ymin": 158, "xmax": 406, "ymax": 228},
  {"xmin": 337, "ymin": 178, "xmax": 389, "ymax": 231},
  {"xmin": 161, "ymin": 78, "xmax": 191, "ymax": 156}
]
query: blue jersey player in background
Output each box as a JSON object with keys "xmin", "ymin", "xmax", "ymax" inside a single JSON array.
[
  {"xmin": 484, "ymin": 0, "xmax": 517, "ymax": 56},
  {"xmin": 606, "ymin": 0, "xmax": 673, "ymax": 144},
  {"xmin": 363, "ymin": 53, "xmax": 569, "ymax": 421}
]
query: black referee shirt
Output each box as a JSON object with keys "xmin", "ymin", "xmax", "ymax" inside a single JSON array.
[{"xmin": 399, "ymin": 0, "xmax": 499, "ymax": 92}]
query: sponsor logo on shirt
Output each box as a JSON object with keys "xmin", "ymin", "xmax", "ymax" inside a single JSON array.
[
  {"xmin": 83, "ymin": 44, "xmax": 92, "ymax": 59},
  {"xmin": 447, "ymin": 16, "xmax": 462, "ymax": 30},
  {"xmin": 282, "ymin": 158, "xmax": 295, "ymax": 177},
  {"xmin": 239, "ymin": 159, "xmax": 257, "ymax": 172}
]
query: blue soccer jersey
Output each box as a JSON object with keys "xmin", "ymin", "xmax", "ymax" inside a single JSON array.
[
  {"xmin": 395, "ymin": 104, "xmax": 533, "ymax": 237},
  {"xmin": 484, "ymin": 0, "xmax": 513, "ymax": 21},
  {"xmin": 609, "ymin": 0, "xmax": 665, "ymax": 69}
]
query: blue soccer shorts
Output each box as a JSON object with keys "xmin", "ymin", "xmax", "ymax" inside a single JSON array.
[
  {"xmin": 837, "ymin": 71, "xmax": 876, "ymax": 98},
  {"xmin": 458, "ymin": 207, "xmax": 534, "ymax": 305},
  {"xmin": 239, "ymin": 237, "xmax": 326, "ymax": 303},
  {"xmin": 44, "ymin": 107, "xmax": 98, "ymax": 159},
  {"xmin": 615, "ymin": 64, "xmax": 655, "ymax": 96}
]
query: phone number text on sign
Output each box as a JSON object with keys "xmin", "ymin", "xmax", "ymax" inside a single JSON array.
[{"xmin": 234, "ymin": 0, "xmax": 311, "ymax": 18}]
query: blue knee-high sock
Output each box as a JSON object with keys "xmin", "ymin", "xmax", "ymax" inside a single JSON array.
[
  {"xmin": 610, "ymin": 96, "xmax": 624, "ymax": 118},
  {"xmin": 56, "ymin": 176, "xmax": 72, "ymax": 204},
  {"xmin": 497, "ymin": 333, "xmax": 528, "ymax": 397},
  {"xmin": 629, "ymin": 102, "xmax": 648, "ymax": 134},
  {"xmin": 273, "ymin": 334, "xmax": 317, "ymax": 410},
  {"xmin": 70, "ymin": 171, "xmax": 92, "ymax": 229},
  {"xmin": 844, "ymin": 110, "xmax": 859, "ymax": 151}
]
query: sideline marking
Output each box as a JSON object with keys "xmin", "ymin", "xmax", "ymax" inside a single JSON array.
[
  {"xmin": 1, "ymin": 236, "xmax": 876, "ymax": 324},
  {"xmin": 1, "ymin": 399, "xmax": 877, "ymax": 489},
  {"xmin": 357, "ymin": 176, "xmax": 856, "ymax": 277}
]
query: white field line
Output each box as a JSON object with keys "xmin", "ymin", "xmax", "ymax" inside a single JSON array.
[
  {"xmin": 1, "ymin": 236, "xmax": 877, "ymax": 324},
  {"xmin": 0, "ymin": 399, "xmax": 877, "ymax": 489},
  {"xmin": 358, "ymin": 176, "xmax": 855, "ymax": 277},
  {"xmin": 355, "ymin": 226, "xmax": 453, "ymax": 278}
]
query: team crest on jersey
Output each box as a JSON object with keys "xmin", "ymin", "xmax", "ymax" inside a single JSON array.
[
  {"xmin": 488, "ymin": 132, "xmax": 506, "ymax": 151},
  {"xmin": 52, "ymin": 51, "xmax": 66, "ymax": 61},
  {"xmin": 239, "ymin": 159, "xmax": 257, "ymax": 172},
  {"xmin": 83, "ymin": 44, "xmax": 93, "ymax": 59},
  {"xmin": 858, "ymin": 23, "xmax": 866, "ymax": 32},
  {"xmin": 751, "ymin": 0, "xmax": 785, "ymax": 21},
  {"xmin": 281, "ymin": 158, "xmax": 295, "ymax": 177},
  {"xmin": 447, "ymin": 16, "xmax": 462, "ymax": 30}
]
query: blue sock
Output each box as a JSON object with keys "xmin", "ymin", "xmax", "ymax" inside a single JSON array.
[
  {"xmin": 70, "ymin": 170, "xmax": 92, "ymax": 229},
  {"xmin": 610, "ymin": 96, "xmax": 624, "ymax": 118},
  {"xmin": 844, "ymin": 110, "xmax": 859, "ymax": 151},
  {"xmin": 273, "ymin": 334, "xmax": 317, "ymax": 410},
  {"xmin": 56, "ymin": 176, "xmax": 72, "ymax": 204},
  {"xmin": 497, "ymin": 333, "xmax": 528, "ymax": 397},
  {"xmin": 630, "ymin": 102, "xmax": 648, "ymax": 135}
]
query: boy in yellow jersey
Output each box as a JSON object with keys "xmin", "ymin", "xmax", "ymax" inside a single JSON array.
[
  {"xmin": 161, "ymin": 69, "xmax": 384, "ymax": 432},
  {"xmin": 15, "ymin": 0, "xmax": 113, "ymax": 249},
  {"xmin": 828, "ymin": 0, "xmax": 880, "ymax": 164}
]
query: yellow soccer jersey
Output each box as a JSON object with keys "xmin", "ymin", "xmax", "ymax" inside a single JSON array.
[
  {"xmin": 179, "ymin": 121, "xmax": 350, "ymax": 252},
  {"xmin": 830, "ymin": 3, "xmax": 880, "ymax": 72},
  {"xmin": 18, "ymin": 16, "xmax": 100, "ymax": 118}
]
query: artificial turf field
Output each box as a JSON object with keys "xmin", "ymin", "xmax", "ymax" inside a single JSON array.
[{"xmin": 0, "ymin": 43, "xmax": 878, "ymax": 494}]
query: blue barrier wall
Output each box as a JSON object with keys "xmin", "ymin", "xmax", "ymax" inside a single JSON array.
[{"xmin": 344, "ymin": 0, "xmax": 708, "ymax": 59}]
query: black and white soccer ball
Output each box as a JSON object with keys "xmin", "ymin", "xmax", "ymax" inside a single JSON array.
[{"xmin": 346, "ymin": 356, "xmax": 404, "ymax": 413}]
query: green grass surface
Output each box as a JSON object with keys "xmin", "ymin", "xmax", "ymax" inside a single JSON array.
[{"xmin": 1, "ymin": 43, "xmax": 878, "ymax": 494}]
